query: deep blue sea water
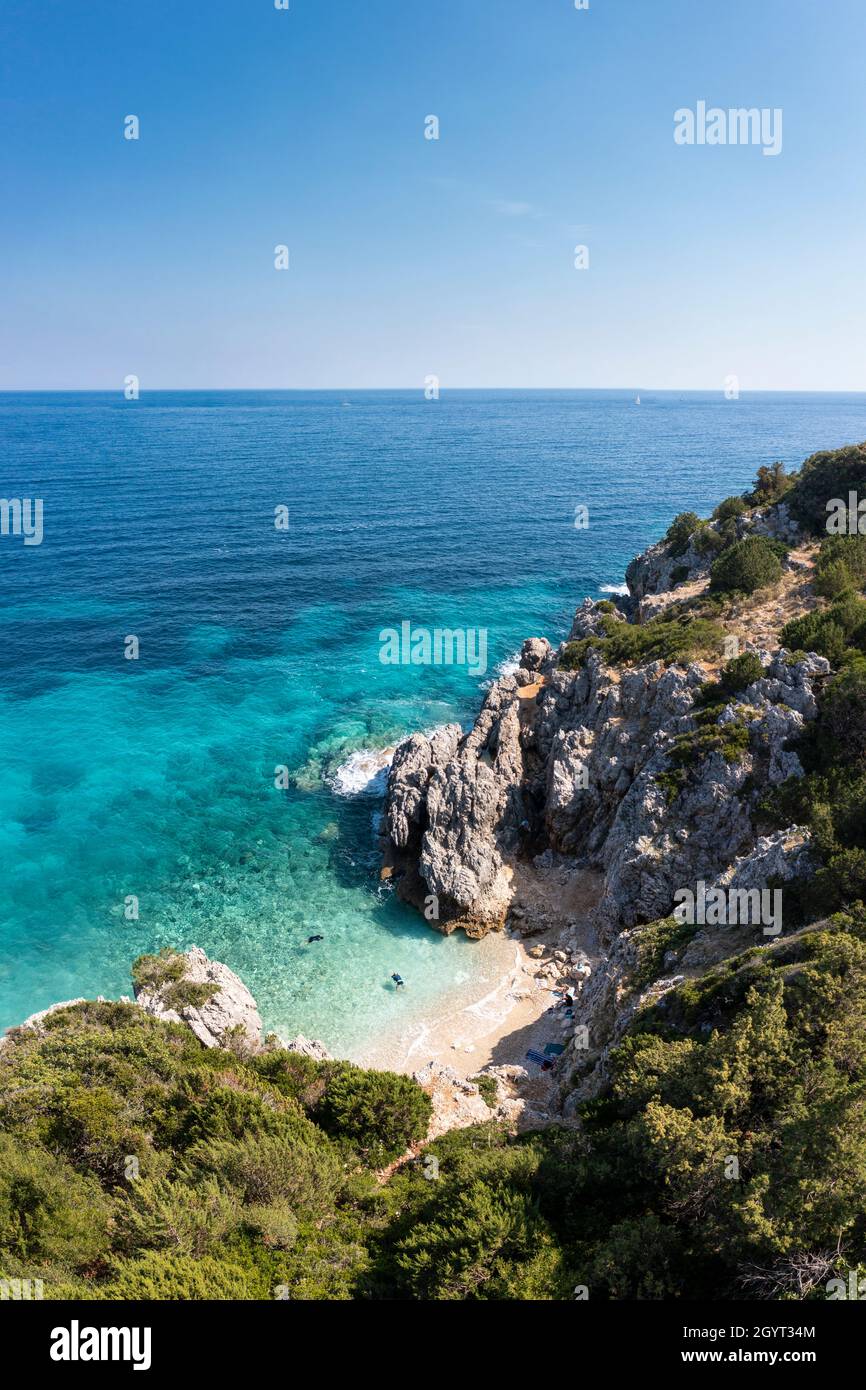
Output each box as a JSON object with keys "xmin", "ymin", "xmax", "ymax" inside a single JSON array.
[{"xmin": 2, "ymin": 389, "xmax": 866, "ymax": 1054}]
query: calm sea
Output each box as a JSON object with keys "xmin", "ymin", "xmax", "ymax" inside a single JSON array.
[{"xmin": 1, "ymin": 389, "xmax": 865, "ymax": 1050}]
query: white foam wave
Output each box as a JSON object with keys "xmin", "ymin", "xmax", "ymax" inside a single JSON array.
[
  {"xmin": 599, "ymin": 582, "xmax": 629, "ymax": 596},
  {"xmin": 496, "ymin": 650, "xmax": 522, "ymax": 677},
  {"xmin": 328, "ymin": 747, "xmax": 395, "ymax": 797}
]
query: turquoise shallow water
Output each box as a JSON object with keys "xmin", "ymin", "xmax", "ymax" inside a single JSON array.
[{"xmin": 2, "ymin": 389, "xmax": 866, "ymax": 1053}]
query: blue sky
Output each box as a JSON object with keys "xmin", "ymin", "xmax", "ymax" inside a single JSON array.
[{"xmin": 1, "ymin": 0, "xmax": 864, "ymax": 389}]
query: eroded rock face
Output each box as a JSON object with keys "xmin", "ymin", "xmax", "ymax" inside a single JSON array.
[
  {"xmin": 749, "ymin": 501, "xmax": 802, "ymax": 543},
  {"xmin": 134, "ymin": 946, "xmax": 263, "ymax": 1051},
  {"xmin": 625, "ymin": 534, "xmax": 711, "ymax": 601},
  {"xmin": 568, "ymin": 598, "xmax": 627, "ymax": 641},
  {"xmin": 384, "ymin": 680, "xmax": 529, "ymax": 934},
  {"xmin": 383, "ymin": 583, "xmax": 826, "ymax": 947},
  {"xmin": 713, "ymin": 826, "xmax": 815, "ymax": 896},
  {"xmin": 385, "ymin": 725, "xmax": 462, "ymax": 853},
  {"xmin": 520, "ymin": 636, "xmax": 552, "ymax": 671}
]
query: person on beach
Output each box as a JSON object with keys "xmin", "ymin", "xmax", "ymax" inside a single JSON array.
[{"xmin": 391, "ymin": 972, "xmax": 405, "ymax": 989}]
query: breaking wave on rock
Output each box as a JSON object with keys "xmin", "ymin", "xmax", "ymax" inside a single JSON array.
[{"xmin": 327, "ymin": 747, "xmax": 395, "ymax": 797}]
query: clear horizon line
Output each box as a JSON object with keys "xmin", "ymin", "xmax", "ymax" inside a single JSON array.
[{"xmin": 2, "ymin": 385, "xmax": 866, "ymax": 395}]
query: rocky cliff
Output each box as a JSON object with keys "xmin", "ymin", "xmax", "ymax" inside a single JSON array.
[{"xmin": 381, "ymin": 489, "xmax": 829, "ymax": 1097}]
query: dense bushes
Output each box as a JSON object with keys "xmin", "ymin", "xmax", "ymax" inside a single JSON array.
[
  {"xmin": 781, "ymin": 594, "xmax": 866, "ymax": 667},
  {"xmin": 0, "ymin": 1002, "xmax": 425, "ymax": 1300},
  {"xmin": 747, "ymin": 461, "xmax": 792, "ymax": 506},
  {"xmin": 813, "ymin": 534, "xmax": 866, "ymax": 599},
  {"xmin": 709, "ymin": 535, "xmax": 784, "ymax": 595},
  {"xmin": 10, "ymin": 913, "xmax": 864, "ymax": 1303},
  {"xmin": 560, "ymin": 611, "xmax": 724, "ymax": 672},
  {"xmin": 314, "ymin": 1064, "xmax": 431, "ymax": 1163},
  {"xmin": 0, "ymin": 1135, "xmax": 110, "ymax": 1269},
  {"xmin": 664, "ymin": 512, "xmax": 701, "ymax": 557},
  {"xmin": 698, "ymin": 652, "xmax": 764, "ymax": 705},
  {"xmin": 658, "ymin": 708, "xmax": 751, "ymax": 803},
  {"xmin": 377, "ymin": 913, "xmax": 866, "ymax": 1300},
  {"xmin": 758, "ymin": 656, "xmax": 866, "ymax": 917},
  {"xmin": 816, "ymin": 662, "xmax": 866, "ymax": 765},
  {"xmin": 712, "ymin": 495, "xmax": 748, "ymax": 523},
  {"xmin": 785, "ymin": 444, "xmax": 866, "ymax": 534}
]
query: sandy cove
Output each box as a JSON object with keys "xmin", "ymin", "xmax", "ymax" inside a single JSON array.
[{"xmin": 351, "ymin": 862, "xmax": 602, "ymax": 1081}]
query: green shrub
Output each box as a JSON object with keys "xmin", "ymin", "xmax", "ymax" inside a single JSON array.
[
  {"xmin": 244, "ymin": 1200, "xmax": 299, "ymax": 1250},
  {"xmin": 186, "ymin": 1129, "xmax": 345, "ymax": 1215},
  {"xmin": 692, "ymin": 525, "xmax": 727, "ymax": 556},
  {"xmin": 816, "ymin": 663, "xmax": 866, "ymax": 768},
  {"xmin": 670, "ymin": 565, "xmax": 689, "ymax": 587},
  {"xmin": 699, "ymin": 652, "xmax": 764, "ymax": 704},
  {"xmin": 709, "ymin": 536, "xmax": 783, "ymax": 595},
  {"xmin": 472, "ymin": 1075, "xmax": 499, "ymax": 1109},
  {"xmin": 747, "ymin": 460, "xmax": 792, "ymax": 505},
  {"xmin": 815, "ymin": 558, "xmax": 856, "ymax": 600},
  {"xmin": 781, "ymin": 595, "xmax": 866, "ymax": 666},
  {"xmin": 132, "ymin": 950, "xmax": 186, "ymax": 992},
  {"xmin": 664, "ymin": 512, "xmax": 702, "ymax": 558},
  {"xmin": 45, "ymin": 1085, "xmax": 145, "ymax": 1182},
  {"xmin": 102, "ymin": 1251, "xmax": 259, "ymax": 1301},
  {"xmin": 113, "ymin": 1176, "xmax": 239, "ymax": 1257},
  {"xmin": 0, "ymin": 1136, "xmax": 110, "ymax": 1270},
  {"xmin": 712, "ymin": 496, "xmax": 748, "ymax": 522},
  {"xmin": 559, "ymin": 640, "xmax": 589, "ymax": 671},
  {"xmin": 814, "ymin": 535, "xmax": 866, "ymax": 598},
  {"xmin": 131, "ymin": 951, "xmax": 219, "ymax": 1012},
  {"xmin": 392, "ymin": 1179, "xmax": 569, "ymax": 1300},
  {"xmin": 558, "ymin": 611, "xmax": 725, "ymax": 674},
  {"xmin": 809, "ymin": 850, "xmax": 866, "ymax": 918},
  {"xmin": 785, "ymin": 443, "xmax": 866, "ymax": 534},
  {"xmin": 669, "ymin": 715, "xmax": 750, "ymax": 772},
  {"xmin": 630, "ymin": 918, "xmax": 698, "ymax": 992},
  {"xmin": 316, "ymin": 1065, "xmax": 432, "ymax": 1164},
  {"xmin": 720, "ymin": 652, "xmax": 763, "ymax": 693}
]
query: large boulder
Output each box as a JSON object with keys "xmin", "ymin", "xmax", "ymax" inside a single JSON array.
[{"xmin": 133, "ymin": 946, "xmax": 263, "ymax": 1051}]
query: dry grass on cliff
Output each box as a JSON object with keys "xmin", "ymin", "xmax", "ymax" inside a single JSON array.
[{"xmin": 659, "ymin": 542, "xmax": 822, "ymax": 676}]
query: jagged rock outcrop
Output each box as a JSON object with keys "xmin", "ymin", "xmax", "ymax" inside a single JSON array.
[
  {"xmin": 712, "ymin": 826, "xmax": 815, "ymax": 897},
  {"xmin": 134, "ymin": 946, "xmax": 263, "ymax": 1051},
  {"xmin": 749, "ymin": 500, "xmax": 802, "ymax": 543},
  {"xmin": 625, "ymin": 533, "xmax": 712, "ymax": 601},
  {"xmin": 384, "ymin": 681, "xmax": 526, "ymax": 934},
  {"xmin": 5, "ymin": 953, "xmax": 333, "ymax": 1067},
  {"xmin": 568, "ymin": 598, "xmax": 626, "ymax": 641},
  {"xmin": 412, "ymin": 1061, "xmax": 496, "ymax": 1139},
  {"xmin": 382, "ymin": 497, "xmax": 825, "ymax": 952},
  {"xmin": 385, "ymin": 724, "xmax": 462, "ymax": 854},
  {"xmin": 520, "ymin": 636, "xmax": 553, "ymax": 670},
  {"xmin": 384, "ymin": 637, "xmax": 826, "ymax": 947}
]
